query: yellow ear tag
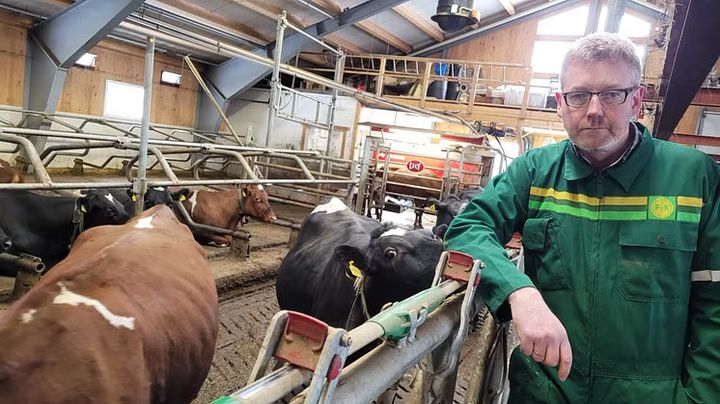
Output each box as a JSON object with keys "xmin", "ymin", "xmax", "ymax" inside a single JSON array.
[
  {"xmin": 429, "ymin": 204, "xmax": 436, "ymax": 213},
  {"xmin": 347, "ymin": 260, "xmax": 363, "ymax": 279},
  {"xmin": 80, "ymin": 205, "xmax": 87, "ymax": 213},
  {"xmin": 131, "ymin": 195, "xmax": 137, "ymax": 202},
  {"xmin": 179, "ymin": 194, "xmax": 186, "ymax": 201}
]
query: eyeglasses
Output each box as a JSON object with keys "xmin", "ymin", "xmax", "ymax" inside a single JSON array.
[{"xmin": 562, "ymin": 87, "xmax": 638, "ymax": 107}]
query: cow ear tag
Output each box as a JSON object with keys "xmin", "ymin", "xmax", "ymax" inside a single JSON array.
[
  {"xmin": 429, "ymin": 204, "xmax": 436, "ymax": 213},
  {"xmin": 346, "ymin": 260, "xmax": 363, "ymax": 280},
  {"xmin": 80, "ymin": 205, "xmax": 87, "ymax": 213},
  {"xmin": 179, "ymin": 194, "xmax": 187, "ymax": 201},
  {"xmin": 131, "ymin": 194, "xmax": 137, "ymax": 202}
]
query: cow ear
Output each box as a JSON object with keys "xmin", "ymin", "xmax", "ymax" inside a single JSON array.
[
  {"xmin": 173, "ymin": 188, "xmax": 191, "ymax": 201},
  {"xmin": 432, "ymin": 224, "xmax": 448, "ymax": 239},
  {"xmin": 77, "ymin": 196, "xmax": 90, "ymax": 213},
  {"xmin": 335, "ymin": 245, "xmax": 369, "ymax": 278}
]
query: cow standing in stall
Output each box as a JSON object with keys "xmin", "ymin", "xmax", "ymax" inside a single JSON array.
[
  {"xmin": 0, "ymin": 205, "xmax": 218, "ymax": 403},
  {"xmin": 0, "ymin": 158, "xmax": 21, "ymax": 183},
  {"xmin": 0, "ymin": 189, "xmax": 130, "ymax": 276},
  {"xmin": 180, "ymin": 184, "xmax": 276, "ymax": 246},
  {"xmin": 276, "ymin": 198, "xmax": 444, "ymax": 329}
]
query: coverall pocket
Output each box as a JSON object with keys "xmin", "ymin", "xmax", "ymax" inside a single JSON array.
[
  {"xmin": 617, "ymin": 221, "xmax": 697, "ymax": 302},
  {"xmin": 522, "ymin": 217, "xmax": 570, "ymax": 290}
]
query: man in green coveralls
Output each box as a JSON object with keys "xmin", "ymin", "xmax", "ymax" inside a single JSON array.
[{"xmin": 445, "ymin": 33, "xmax": 720, "ymax": 403}]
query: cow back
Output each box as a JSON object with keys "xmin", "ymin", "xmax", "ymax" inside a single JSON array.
[{"xmin": 0, "ymin": 205, "xmax": 218, "ymax": 403}]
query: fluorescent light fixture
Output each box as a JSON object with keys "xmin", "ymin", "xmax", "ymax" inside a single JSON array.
[
  {"xmin": 75, "ymin": 53, "xmax": 97, "ymax": 68},
  {"xmin": 160, "ymin": 71, "xmax": 182, "ymax": 85}
]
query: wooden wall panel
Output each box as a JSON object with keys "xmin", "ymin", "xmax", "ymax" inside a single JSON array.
[
  {"xmin": 447, "ymin": 19, "xmax": 538, "ymax": 82},
  {"xmin": 0, "ymin": 12, "xmax": 31, "ymax": 107},
  {"xmin": 58, "ymin": 39, "xmax": 200, "ymax": 127}
]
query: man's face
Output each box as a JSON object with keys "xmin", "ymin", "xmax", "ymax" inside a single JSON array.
[{"xmin": 555, "ymin": 60, "xmax": 645, "ymax": 155}]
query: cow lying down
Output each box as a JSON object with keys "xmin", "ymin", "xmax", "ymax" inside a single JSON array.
[
  {"xmin": 0, "ymin": 205, "xmax": 218, "ymax": 403},
  {"xmin": 276, "ymin": 197, "xmax": 444, "ymax": 329}
]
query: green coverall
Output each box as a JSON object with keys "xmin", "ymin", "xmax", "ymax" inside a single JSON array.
[{"xmin": 445, "ymin": 123, "xmax": 720, "ymax": 403}]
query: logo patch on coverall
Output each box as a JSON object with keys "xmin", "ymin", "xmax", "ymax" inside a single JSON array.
[{"xmin": 648, "ymin": 196, "xmax": 676, "ymax": 220}]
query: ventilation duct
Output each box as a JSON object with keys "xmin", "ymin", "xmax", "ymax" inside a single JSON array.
[{"xmin": 431, "ymin": 0, "xmax": 479, "ymax": 33}]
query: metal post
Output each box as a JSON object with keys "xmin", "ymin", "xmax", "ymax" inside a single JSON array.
[
  {"xmin": 135, "ymin": 36, "xmax": 155, "ymax": 216},
  {"xmin": 266, "ymin": 12, "xmax": 287, "ymax": 148},
  {"xmin": 354, "ymin": 137, "xmax": 373, "ymax": 214},
  {"xmin": 325, "ymin": 52, "xmax": 345, "ymax": 157}
]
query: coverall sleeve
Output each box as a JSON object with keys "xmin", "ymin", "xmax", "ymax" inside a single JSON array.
[
  {"xmin": 444, "ymin": 155, "xmax": 535, "ymax": 321},
  {"xmin": 684, "ymin": 163, "xmax": 720, "ymax": 404}
]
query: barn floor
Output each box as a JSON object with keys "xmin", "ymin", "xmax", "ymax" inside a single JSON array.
[{"xmin": 0, "ymin": 179, "xmax": 498, "ymax": 403}]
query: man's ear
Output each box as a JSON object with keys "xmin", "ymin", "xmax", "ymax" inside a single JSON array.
[
  {"xmin": 555, "ymin": 91, "xmax": 564, "ymax": 119},
  {"xmin": 173, "ymin": 188, "xmax": 191, "ymax": 201},
  {"xmin": 631, "ymin": 85, "xmax": 646, "ymax": 117},
  {"xmin": 335, "ymin": 245, "xmax": 369, "ymax": 280}
]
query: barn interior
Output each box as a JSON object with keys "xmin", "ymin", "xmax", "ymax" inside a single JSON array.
[{"xmin": 0, "ymin": 0, "xmax": 718, "ymax": 402}]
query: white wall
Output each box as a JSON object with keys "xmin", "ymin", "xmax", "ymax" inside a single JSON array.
[{"xmin": 225, "ymin": 89, "xmax": 359, "ymax": 158}]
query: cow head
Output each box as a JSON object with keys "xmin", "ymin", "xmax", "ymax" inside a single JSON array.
[
  {"xmin": 335, "ymin": 224, "xmax": 444, "ymax": 316},
  {"xmin": 428, "ymin": 195, "xmax": 461, "ymax": 238},
  {"xmin": 240, "ymin": 184, "xmax": 276, "ymax": 223},
  {"xmin": 77, "ymin": 189, "xmax": 131, "ymax": 227},
  {"xmin": 129, "ymin": 187, "xmax": 191, "ymax": 211}
]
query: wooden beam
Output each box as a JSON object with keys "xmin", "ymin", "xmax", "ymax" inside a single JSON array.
[
  {"xmin": 310, "ymin": 0, "xmax": 343, "ymax": 14},
  {"xmin": 355, "ymin": 20, "xmax": 413, "ymax": 54},
  {"xmin": 497, "ymin": 0, "xmax": 516, "ymax": 15},
  {"xmin": 324, "ymin": 34, "xmax": 366, "ymax": 54},
  {"xmin": 151, "ymin": 0, "xmax": 269, "ymax": 45},
  {"xmin": 393, "ymin": 4, "xmax": 444, "ymax": 42}
]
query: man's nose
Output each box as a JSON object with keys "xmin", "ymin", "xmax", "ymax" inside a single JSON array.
[{"xmin": 586, "ymin": 94, "xmax": 603, "ymax": 116}]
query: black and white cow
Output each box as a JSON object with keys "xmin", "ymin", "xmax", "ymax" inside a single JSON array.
[
  {"xmin": 0, "ymin": 189, "xmax": 130, "ymax": 276},
  {"xmin": 428, "ymin": 186, "xmax": 484, "ymax": 239},
  {"xmin": 107, "ymin": 187, "xmax": 191, "ymax": 215},
  {"xmin": 276, "ymin": 197, "xmax": 444, "ymax": 329}
]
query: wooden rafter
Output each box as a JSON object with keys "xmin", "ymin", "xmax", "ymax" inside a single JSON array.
[
  {"xmin": 392, "ymin": 4, "xmax": 444, "ymax": 42},
  {"xmin": 355, "ymin": 20, "xmax": 413, "ymax": 54},
  {"xmin": 151, "ymin": 0, "xmax": 269, "ymax": 45},
  {"xmin": 324, "ymin": 33, "xmax": 366, "ymax": 54},
  {"xmin": 497, "ymin": 0, "xmax": 516, "ymax": 15}
]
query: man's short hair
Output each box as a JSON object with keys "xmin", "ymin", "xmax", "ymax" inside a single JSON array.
[{"xmin": 560, "ymin": 33, "xmax": 642, "ymax": 89}]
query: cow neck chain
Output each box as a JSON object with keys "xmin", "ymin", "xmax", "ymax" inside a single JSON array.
[
  {"xmin": 237, "ymin": 188, "xmax": 250, "ymax": 224},
  {"xmin": 69, "ymin": 198, "xmax": 85, "ymax": 248},
  {"xmin": 346, "ymin": 277, "xmax": 372, "ymax": 329}
]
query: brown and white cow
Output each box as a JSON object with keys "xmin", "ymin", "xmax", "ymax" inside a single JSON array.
[
  {"xmin": 0, "ymin": 205, "xmax": 218, "ymax": 403},
  {"xmin": 182, "ymin": 184, "xmax": 277, "ymax": 246},
  {"xmin": 0, "ymin": 158, "xmax": 22, "ymax": 183}
]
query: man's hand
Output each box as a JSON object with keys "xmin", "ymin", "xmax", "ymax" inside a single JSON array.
[{"xmin": 508, "ymin": 287, "xmax": 573, "ymax": 381}]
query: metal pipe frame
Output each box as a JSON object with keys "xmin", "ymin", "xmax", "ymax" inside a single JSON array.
[
  {"xmin": 233, "ymin": 280, "xmax": 464, "ymax": 403},
  {"xmin": 0, "ymin": 179, "xmax": 354, "ymax": 191},
  {"xmin": 172, "ymin": 201, "xmax": 250, "ymax": 241},
  {"xmin": 135, "ymin": 35, "xmax": 156, "ymax": 214},
  {"xmin": 266, "ymin": 12, "xmax": 286, "ymax": 148},
  {"xmin": 0, "ymin": 132, "xmax": 52, "ymax": 185}
]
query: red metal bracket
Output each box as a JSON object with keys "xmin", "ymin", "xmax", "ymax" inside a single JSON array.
[
  {"xmin": 274, "ymin": 311, "xmax": 329, "ymax": 372},
  {"xmin": 442, "ymin": 251, "xmax": 481, "ymax": 285}
]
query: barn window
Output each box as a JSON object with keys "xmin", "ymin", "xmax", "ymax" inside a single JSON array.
[{"xmin": 103, "ymin": 80, "xmax": 144, "ymax": 121}]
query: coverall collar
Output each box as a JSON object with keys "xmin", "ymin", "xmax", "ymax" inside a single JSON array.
[{"xmin": 564, "ymin": 122, "xmax": 654, "ymax": 192}]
